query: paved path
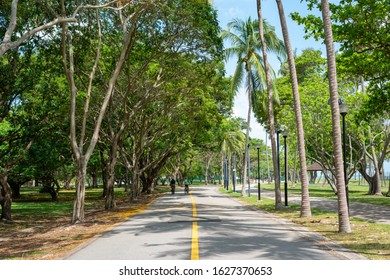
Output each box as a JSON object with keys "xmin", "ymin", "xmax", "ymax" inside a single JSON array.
[
  {"xmin": 65, "ymin": 186, "xmax": 366, "ymax": 260},
  {"xmin": 251, "ymin": 187, "xmax": 390, "ymax": 225}
]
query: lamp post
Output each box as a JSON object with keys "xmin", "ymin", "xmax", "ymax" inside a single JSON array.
[
  {"xmin": 242, "ymin": 151, "xmax": 245, "ymax": 185},
  {"xmin": 276, "ymin": 129, "xmax": 282, "ymax": 183},
  {"xmin": 247, "ymin": 143, "xmax": 251, "ymax": 197},
  {"xmin": 257, "ymin": 146, "xmax": 261, "ymax": 201},
  {"xmin": 232, "ymin": 152, "xmax": 236, "ymax": 192},
  {"xmin": 282, "ymin": 129, "xmax": 288, "ymax": 206},
  {"xmin": 339, "ymin": 100, "xmax": 349, "ymax": 212},
  {"xmin": 223, "ymin": 155, "xmax": 227, "ymax": 189},
  {"xmin": 226, "ymin": 155, "xmax": 229, "ymax": 190}
]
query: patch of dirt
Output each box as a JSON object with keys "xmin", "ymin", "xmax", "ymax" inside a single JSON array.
[{"xmin": 0, "ymin": 194, "xmax": 159, "ymax": 260}]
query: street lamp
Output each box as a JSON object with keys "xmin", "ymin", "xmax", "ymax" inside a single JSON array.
[
  {"xmin": 226, "ymin": 155, "xmax": 229, "ymax": 190},
  {"xmin": 257, "ymin": 146, "xmax": 261, "ymax": 201},
  {"xmin": 247, "ymin": 143, "xmax": 251, "ymax": 197},
  {"xmin": 276, "ymin": 129, "xmax": 282, "ymax": 183},
  {"xmin": 232, "ymin": 152, "xmax": 236, "ymax": 192},
  {"xmin": 339, "ymin": 99, "xmax": 350, "ymax": 211},
  {"xmin": 223, "ymin": 155, "xmax": 226, "ymax": 189},
  {"xmin": 282, "ymin": 129, "xmax": 288, "ymax": 206},
  {"xmin": 242, "ymin": 150, "xmax": 245, "ymax": 185}
]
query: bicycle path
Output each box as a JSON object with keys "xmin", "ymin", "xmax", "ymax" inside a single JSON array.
[{"xmin": 65, "ymin": 186, "xmax": 366, "ymax": 260}]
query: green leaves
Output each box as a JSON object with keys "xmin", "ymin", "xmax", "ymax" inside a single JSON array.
[{"xmin": 294, "ymin": 0, "xmax": 390, "ymax": 116}]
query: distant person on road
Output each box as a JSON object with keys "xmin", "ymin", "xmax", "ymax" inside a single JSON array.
[
  {"xmin": 170, "ymin": 178, "xmax": 176, "ymax": 194},
  {"xmin": 184, "ymin": 179, "xmax": 189, "ymax": 195}
]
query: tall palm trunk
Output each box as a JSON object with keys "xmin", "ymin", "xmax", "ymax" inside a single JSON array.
[
  {"xmin": 321, "ymin": 0, "xmax": 351, "ymax": 233},
  {"xmin": 266, "ymin": 133, "xmax": 270, "ymax": 180},
  {"xmin": 242, "ymin": 67, "xmax": 253, "ymax": 196},
  {"xmin": 256, "ymin": 0, "xmax": 282, "ymax": 208},
  {"xmin": 275, "ymin": 0, "xmax": 311, "ymax": 217}
]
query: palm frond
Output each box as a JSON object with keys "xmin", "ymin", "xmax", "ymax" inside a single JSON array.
[{"xmin": 231, "ymin": 61, "xmax": 245, "ymax": 94}]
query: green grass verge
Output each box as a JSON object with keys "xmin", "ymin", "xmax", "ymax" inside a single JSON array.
[
  {"xmin": 9, "ymin": 187, "xmax": 136, "ymax": 225},
  {"xmin": 260, "ymin": 181, "xmax": 390, "ymax": 206},
  {"xmin": 220, "ymin": 187, "xmax": 390, "ymax": 260}
]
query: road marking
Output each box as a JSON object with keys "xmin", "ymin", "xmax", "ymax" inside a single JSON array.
[{"xmin": 190, "ymin": 192, "xmax": 199, "ymax": 260}]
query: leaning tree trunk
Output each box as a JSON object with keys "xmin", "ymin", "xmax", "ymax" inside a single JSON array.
[
  {"xmin": 256, "ymin": 0, "xmax": 282, "ymax": 208},
  {"xmin": 275, "ymin": 0, "xmax": 311, "ymax": 217},
  {"xmin": 368, "ymin": 128, "xmax": 382, "ymax": 195},
  {"xmin": 321, "ymin": 0, "xmax": 351, "ymax": 233}
]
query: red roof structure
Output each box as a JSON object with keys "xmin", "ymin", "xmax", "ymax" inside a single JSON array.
[{"xmin": 306, "ymin": 162, "xmax": 324, "ymax": 171}]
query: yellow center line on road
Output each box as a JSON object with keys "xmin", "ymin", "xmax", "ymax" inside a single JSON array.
[{"xmin": 190, "ymin": 192, "xmax": 199, "ymax": 260}]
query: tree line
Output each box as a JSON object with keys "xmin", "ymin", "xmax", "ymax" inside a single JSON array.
[
  {"xmin": 1, "ymin": 1, "xmax": 389, "ymax": 235},
  {"xmin": 1, "ymin": 0, "xmax": 238, "ymax": 223}
]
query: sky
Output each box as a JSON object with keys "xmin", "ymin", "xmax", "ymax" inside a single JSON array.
[{"xmin": 212, "ymin": 0, "xmax": 326, "ymax": 141}]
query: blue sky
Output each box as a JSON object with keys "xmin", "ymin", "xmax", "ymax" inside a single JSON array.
[{"xmin": 212, "ymin": 0, "xmax": 326, "ymax": 140}]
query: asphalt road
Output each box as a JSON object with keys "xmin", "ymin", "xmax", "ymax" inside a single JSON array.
[{"xmin": 66, "ymin": 186, "xmax": 363, "ymax": 260}]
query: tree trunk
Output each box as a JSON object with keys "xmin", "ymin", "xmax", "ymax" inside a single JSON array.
[
  {"xmin": 309, "ymin": 171, "xmax": 317, "ymax": 184},
  {"xmin": 266, "ymin": 133, "xmax": 271, "ymax": 181},
  {"xmin": 9, "ymin": 181, "xmax": 22, "ymax": 199},
  {"xmin": 275, "ymin": 0, "xmax": 311, "ymax": 217},
  {"xmin": 256, "ymin": 0, "xmax": 282, "ymax": 208},
  {"xmin": 99, "ymin": 147, "xmax": 108, "ymax": 198},
  {"xmin": 63, "ymin": 175, "xmax": 72, "ymax": 190},
  {"xmin": 205, "ymin": 156, "xmax": 212, "ymax": 185},
  {"xmin": 92, "ymin": 168, "xmax": 99, "ymax": 188},
  {"xmin": 131, "ymin": 170, "xmax": 140, "ymax": 202},
  {"xmin": 62, "ymin": 3, "xmax": 146, "ymax": 223},
  {"xmin": 105, "ymin": 173, "xmax": 116, "ymax": 209},
  {"xmin": 368, "ymin": 129, "xmax": 382, "ymax": 195},
  {"xmin": 321, "ymin": 0, "xmax": 351, "ymax": 233},
  {"xmin": 105, "ymin": 155, "xmax": 117, "ymax": 209},
  {"xmin": 105, "ymin": 136, "xmax": 121, "ymax": 209},
  {"xmin": 0, "ymin": 173, "xmax": 12, "ymax": 221},
  {"xmin": 72, "ymin": 158, "xmax": 87, "ymax": 223},
  {"xmin": 131, "ymin": 146, "xmax": 140, "ymax": 201},
  {"xmin": 292, "ymin": 144, "xmax": 298, "ymax": 188},
  {"xmin": 359, "ymin": 166, "xmax": 382, "ymax": 196},
  {"xmin": 241, "ymin": 68, "xmax": 252, "ymax": 197}
]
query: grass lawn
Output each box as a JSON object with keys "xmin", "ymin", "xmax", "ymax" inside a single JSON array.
[
  {"xmin": 0, "ymin": 186, "xmax": 164, "ymax": 259},
  {"xmin": 220, "ymin": 187, "xmax": 390, "ymax": 260},
  {"xmin": 260, "ymin": 180, "xmax": 390, "ymax": 206}
]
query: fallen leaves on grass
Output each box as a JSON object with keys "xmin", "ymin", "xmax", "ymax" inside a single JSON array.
[{"xmin": 0, "ymin": 194, "xmax": 159, "ymax": 260}]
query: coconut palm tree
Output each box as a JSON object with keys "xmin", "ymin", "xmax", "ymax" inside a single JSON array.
[
  {"xmin": 256, "ymin": 1, "xmax": 283, "ymax": 208},
  {"xmin": 274, "ymin": 0, "xmax": 312, "ymax": 217},
  {"xmin": 219, "ymin": 118, "xmax": 246, "ymax": 188},
  {"xmin": 221, "ymin": 17, "xmax": 284, "ymax": 197},
  {"xmin": 321, "ymin": 0, "xmax": 351, "ymax": 233}
]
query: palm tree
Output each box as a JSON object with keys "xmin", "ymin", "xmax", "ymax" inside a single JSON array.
[
  {"xmin": 321, "ymin": 0, "xmax": 351, "ymax": 233},
  {"xmin": 274, "ymin": 0, "xmax": 312, "ymax": 217},
  {"xmin": 221, "ymin": 17, "xmax": 284, "ymax": 197},
  {"xmin": 256, "ymin": 1, "xmax": 283, "ymax": 208},
  {"xmin": 219, "ymin": 118, "xmax": 246, "ymax": 188}
]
